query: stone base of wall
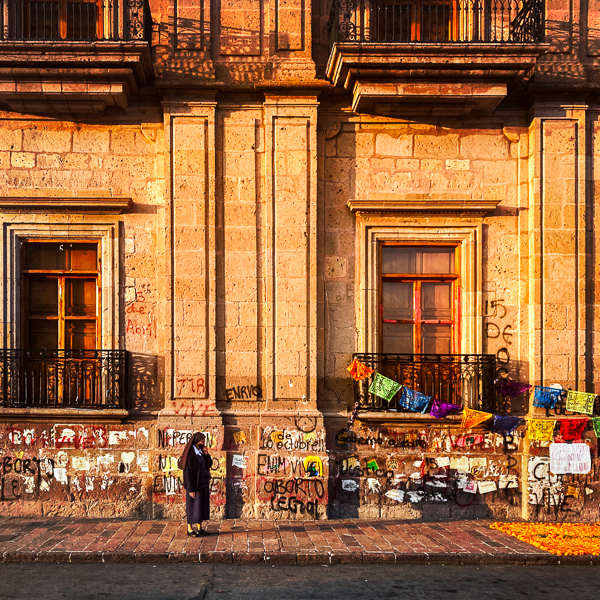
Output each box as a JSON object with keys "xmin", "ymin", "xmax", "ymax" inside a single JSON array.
[{"xmin": 1, "ymin": 417, "xmax": 597, "ymax": 521}]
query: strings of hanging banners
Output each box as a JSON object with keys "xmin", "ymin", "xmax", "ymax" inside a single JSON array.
[{"xmin": 347, "ymin": 358, "xmax": 597, "ymax": 440}]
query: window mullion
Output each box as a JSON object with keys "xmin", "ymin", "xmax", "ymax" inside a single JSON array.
[
  {"xmin": 414, "ymin": 281, "xmax": 421, "ymax": 353},
  {"xmin": 58, "ymin": 276, "xmax": 65, "ymax": 349}
]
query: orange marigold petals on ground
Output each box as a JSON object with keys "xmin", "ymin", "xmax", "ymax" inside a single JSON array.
[{"xmin": 490, "ymin": 522, "xmax": 600, "ymax": 555}]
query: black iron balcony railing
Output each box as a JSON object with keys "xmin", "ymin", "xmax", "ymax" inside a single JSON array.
[
  {"xmin": 353, "ymin": 353, "xmax": 496, "ymax": 413},
  {"xmin": 0, "ymin": 0, "xmax": 149, "ymax": 42},
  {"xmin": 1, "ymin": 350, "xmax": 127, "ymax": 409},
  {"xmin": 329, "ymin": 0, "xmax": 545, "ymax": 45}
]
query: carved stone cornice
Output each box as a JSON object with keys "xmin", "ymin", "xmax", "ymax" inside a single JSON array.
[
  {"xmin": 347, "ymin": 198, "xmax": 501, "ymax": 218},
  {"xmin": 0, "ymin": 197, "xmax": 132, "ymax": 214}
]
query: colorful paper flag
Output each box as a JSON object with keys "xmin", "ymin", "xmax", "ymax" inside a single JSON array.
[
  {"xmin": 529, "ymin": 419, "xmax": 556, "ymax": 441},
  {"xmin": 367, "ymin": 459, "xmax": 379, "ymax": 471},
  {"xmin": 565, "ymin": 391, "xmax": 596, "ymax": 416},
  {"xmin": 497, "ymin": 380, "xmax": 531, "ymax": 397},
  {"xmin": 368, "ymin": 373, "xmax": 401, "ymax": 402},
  {"xmin": 533, "ymin": 386, "xmax": 562, "ymax": 409},
  {"xmin": 593, "ymin": 418, "xmax": 600, "ymax": 438},
  {"xmin": 559, "ymin": 418, "xmax": 588, "ymax": 442},
  {"xmin": 398, "ymin": 387, "xmax": 431, "ymax": 413},
  {"xmin": 461, "ymin": 408, "xmax": 493, "ymax": 429},
  {"xmin": 347, "ymin": 358, "xmax": 374, "ymax": 381},
  {"xmin": 430, "ymin": 398, "xmax": 463, "ymax": 419},
  {"xmin": 491, "ymin": 415, "xmax": 524, "ymax": 435}
]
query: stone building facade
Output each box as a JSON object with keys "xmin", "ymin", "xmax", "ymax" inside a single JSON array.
[{"xmin": 0, "ymin": 0, "xmax": 599, "ymax": 521}]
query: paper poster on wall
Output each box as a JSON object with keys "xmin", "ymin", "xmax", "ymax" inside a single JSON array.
[
  {"xmin": 549, "ymin": 443, "xmax": 591, "ymax": 474},
  {"xmin": 477, "ymin": 480, "xmax": 498, "ymax": 494},
  {"xmin": 342, "ymin": 479, "xmax": 360, "ymax": 492}
]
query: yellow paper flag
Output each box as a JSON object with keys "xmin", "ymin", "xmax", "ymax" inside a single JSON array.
[
  {"xmin": 566, "ymin": 391, "xmax": 596, "ymax": 416},
  {"xmin": 529, "ymin": 419, "xmax": 556, "ymax": 441},
  {"xmin": 461, "ymin": 408, "xmax": 493, "ymax": 429}
]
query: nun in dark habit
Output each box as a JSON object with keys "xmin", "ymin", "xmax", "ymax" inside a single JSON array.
[{"xmin": 179, "ymin": 432, "xmax": 213, "ymax": 537}]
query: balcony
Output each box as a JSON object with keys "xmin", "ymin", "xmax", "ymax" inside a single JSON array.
[
  {"xmin": 1, "ymin": 349, "xmax": 127, "ymax": 410},
  {"xmin": 0, "ymin": 0, "xmax": 153, "ymax": 113},
  {"xmin": 327, "ymin": 0, "xmax": 548, "ymax": 116},
  {"xmin": 352, "ymin": 353, "xmax": 496, "ymax": 414}
]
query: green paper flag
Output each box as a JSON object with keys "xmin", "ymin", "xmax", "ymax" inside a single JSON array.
[
  {"xmin": 367, "ymin": 459, "xmax": 379, "ymax": 471},
  {"xmin": 593, "ymin": 418, "xmax": 600, "ymax": 438},
  {"xmin": 369, "ymin": 373, "xmax": 401, "ymax": 402}
]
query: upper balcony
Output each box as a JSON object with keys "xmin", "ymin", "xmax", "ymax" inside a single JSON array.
[
  {"xmin": 0, "ymin": 0, "xmax": 153, "ymax": 114},
  {"xmin": 326, "ymin": 0, "xmax": 549, "ymax": 116}
]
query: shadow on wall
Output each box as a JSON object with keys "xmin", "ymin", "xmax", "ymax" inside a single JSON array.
[
  {"xmin": 153, "ymin": 15, "xmax": 270, "ymax": 85},
  {"xmin": 128, "ymin": 352, "xmax": 165, "ymax": 411}
]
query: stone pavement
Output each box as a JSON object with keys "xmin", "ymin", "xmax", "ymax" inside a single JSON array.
[{"xmin": 0, "ymin": 518, "xmax": 597, "ymax": 565}]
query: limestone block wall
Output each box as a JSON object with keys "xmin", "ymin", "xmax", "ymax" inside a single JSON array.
[
  {"xmin": 1, "ymin": 95, "xmax": 600, "ymax": 521},
  {"xmin": 0, "ymin": 111, "xmax": 165, "ymax": 411},
  {"xmin": 152, "ymin": 0, "xmax": 316, "ymax": 86},
  {"xmin": 320, "ymin": 110, "xmax": 531, "ymax": 400}
]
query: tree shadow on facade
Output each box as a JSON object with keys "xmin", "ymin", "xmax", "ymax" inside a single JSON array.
[{"xmin": 128, "ymin": 352, "xmax": 165, "ymax": 411}]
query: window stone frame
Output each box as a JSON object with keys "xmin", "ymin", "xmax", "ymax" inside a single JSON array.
[
  {"xmin": 2, "ymin": 221, "xmax": 120, "ymax": 351},
  {"xmin": 355, "ymin": 214, "xmax": 483, "ymax": 356}
]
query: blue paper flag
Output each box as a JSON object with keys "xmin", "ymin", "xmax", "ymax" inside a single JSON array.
[
  {"xmin": 491, "ymin": 415, "xmax": 524, "ymax": 435},
  {"xmin": 533, "ymin": 386, "xmax": 562, "ymax": 409},
  {"xmin": 399, "ymin": 387, "xmax": 432, "ymax": 413}
]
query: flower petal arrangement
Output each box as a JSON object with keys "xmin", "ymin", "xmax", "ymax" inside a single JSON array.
[{"xmin": 490, "ymin": 522, "xmax": 600, "ymax": 555}]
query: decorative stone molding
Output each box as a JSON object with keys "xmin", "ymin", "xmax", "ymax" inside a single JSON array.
[
  {"xmin": 347, "ymin": 198, "xmax": 501, "ymax": 218},
  {"xmin": 0, "ymin": 197, "xmax": 132, "ymax": 214}
]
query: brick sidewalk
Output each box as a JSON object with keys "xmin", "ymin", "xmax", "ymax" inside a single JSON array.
[{"xmin": 0, "ymin": 518, "xmax": 597, "ymax": 565}]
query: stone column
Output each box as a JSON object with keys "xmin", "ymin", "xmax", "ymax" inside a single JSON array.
[
  {"xmin": 162, "ymin": 96, "xmax": 218, "ymax": 415},
  {"xmin": 528, "ymin": 102, "xmax": 589, "ymax": 391},
  {"xmin": 262, "ymin": 94, "xmax": 319, "ymax": 408}
]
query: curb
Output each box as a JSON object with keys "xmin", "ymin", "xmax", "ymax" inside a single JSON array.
[{"xmin": 3, "ymin": 550, "xmax": 595, "ymax": 565}]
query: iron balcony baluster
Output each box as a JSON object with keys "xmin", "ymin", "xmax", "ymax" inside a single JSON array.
[
  {"xmin": 0, "ymin": 350, "xmax": 127, "ymax": 409},
  {"xmin": 328, "ymin": 0, "xmax": 545, "ymax": 46}
]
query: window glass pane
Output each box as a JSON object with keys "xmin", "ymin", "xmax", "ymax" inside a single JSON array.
[
  {"xmin": 420, "ymin": 2, "xmax": 452, "ymax": 42},
  {"xmin": 65, "ymin": 279, "xmax": 97, "ymax": 316},
  {"xmin": 382, "ymin": 246, "xmax": 454, "ymax": 274},
  {"xmin": 383, "ymin": 281, "xmax": 413, "ymax": 320},
  {"xmin": 422, "ymin": 324, "xmax": 452, "ymax": 354},
  {"xmin": 372, "ymin": 1, "xmax": 412, "ymax": 42},
  {"xmin": 67, "ymin": 2, "xmax": 99, "ymax": 40},
  {"xmin": 28, "ymin": 320, "xmax": 58, "ymax": 349},
  {"xmin": 27, "ymin": 2, "xmax": 61, "ymax": 39},
  {"xmin": 421, "ymin": 282, "xmax": 452, "ymax": 320},
  {"xmin": 25, "ymin": 242, "xmax": 66, "ymax": 270},
  {"xmin": 383, "ymin": 323, "xmax": 413, "ymax": 353},
  {"xmin": 421, "ymin": 248, "xmax": 454, "ymax": 274},
  {"xmin": 382, "ymin": 247, "xmax": 415, "ymax": 274},
  {"xmin": 27, "ymin": 277, "xmax": 58, "ymax": 316},
  {"xmin": 68, "ymin": 244, "xmax": 98, "ymax": 271},
  {"xmin": 66, "ymin": 321, "xmax": 97, "ymax": 350}
]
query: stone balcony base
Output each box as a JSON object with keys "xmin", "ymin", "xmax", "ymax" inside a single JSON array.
[
  {"xmin": 327, "ymin": 43, "xmax": 549, "ymax": 116},
  {"xmin": 0, "ymin": 42, "xmax": 152, "ymax": 114}
]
